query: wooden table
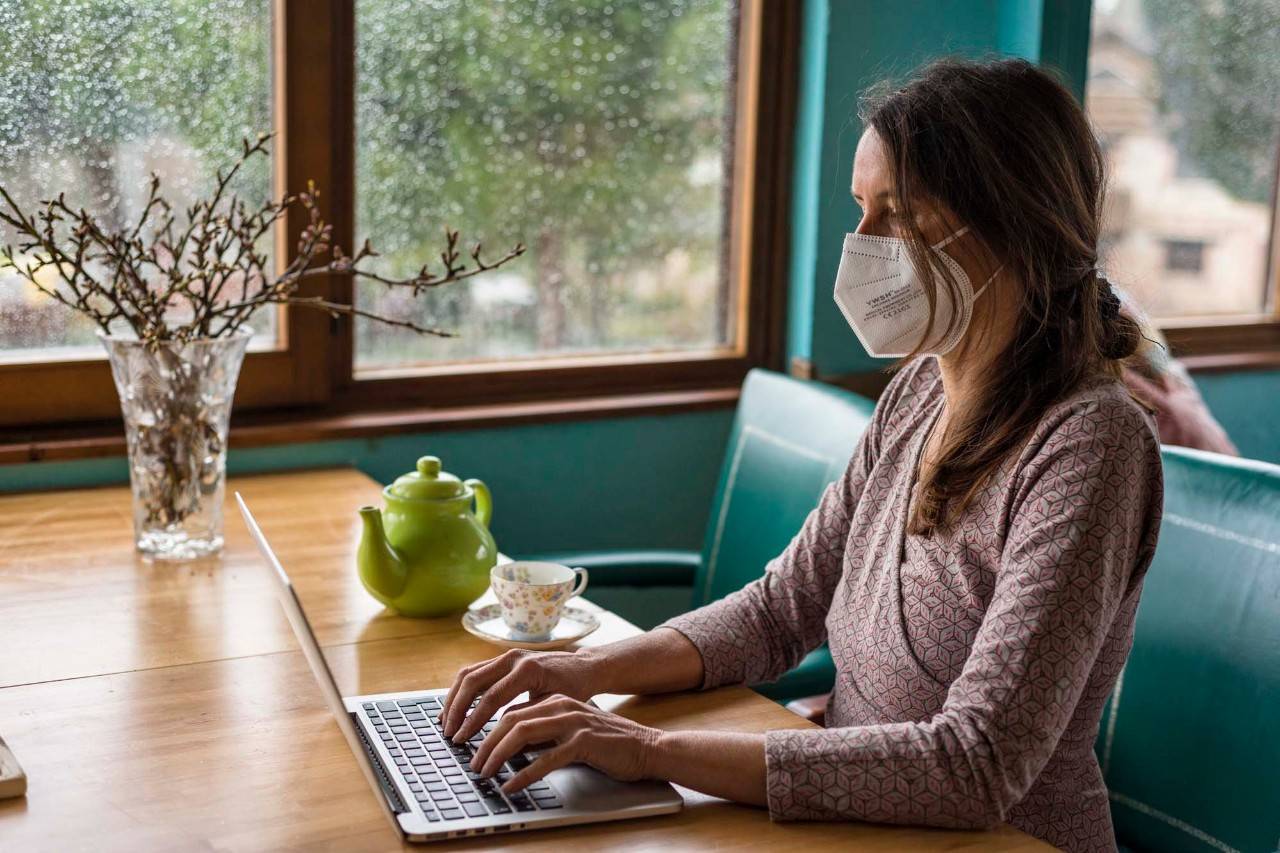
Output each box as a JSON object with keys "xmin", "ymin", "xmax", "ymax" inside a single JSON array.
[{"xmin": 0, "ymin": 468, "xmax": 1049, "ymax": 851}]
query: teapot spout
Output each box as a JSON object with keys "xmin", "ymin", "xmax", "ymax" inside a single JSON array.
[{"xmin": 357, "ymin": 506, "xmax": 409, "ymax": 607}]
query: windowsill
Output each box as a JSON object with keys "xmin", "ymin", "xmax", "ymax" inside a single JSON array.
[
  {"xmin": 0, "ymin": 386, "xmax": 740, "ymax": 466},
  {"xmin": 1162, "ymin": 320, "xmax": 1280, "ymax": 373}
]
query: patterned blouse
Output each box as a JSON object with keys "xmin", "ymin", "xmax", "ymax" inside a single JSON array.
[{"xmin": 660, "ymin": 356, "xmax": 1163, "ymax": 853}]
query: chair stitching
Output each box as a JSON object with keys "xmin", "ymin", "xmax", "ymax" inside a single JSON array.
[
  {"xmin": 1165, "ymin": 513, "xmax": 1280, "ymax": 555},
  {"xmin": 702, "ymin": 425, "xmax": 832, "ymax": 602},
  {"xmin": 1108, "ymin": 791, "xmax": 1241, "ymax": 853}
]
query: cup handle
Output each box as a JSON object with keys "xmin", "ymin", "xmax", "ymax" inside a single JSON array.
[{"xmin": 569, "ymin": 567, "xmax": 589, "ymax": 600}]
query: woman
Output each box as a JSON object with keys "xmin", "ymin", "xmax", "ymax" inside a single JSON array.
[{"xmin": 441, "ymin": 58, "xmax": 1163, "ymax": 853}]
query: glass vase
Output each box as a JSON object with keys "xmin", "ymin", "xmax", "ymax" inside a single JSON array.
[{"xmin": 99, "ymin": 328, "xmax": 252, "ymax": 560}]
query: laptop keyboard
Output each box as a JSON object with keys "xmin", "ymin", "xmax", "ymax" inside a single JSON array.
[{"xmin": 364, "ymin": 696, "xmax": 562, "ymax": 823}]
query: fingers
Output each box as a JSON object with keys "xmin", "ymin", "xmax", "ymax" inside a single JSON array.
[
  {"xmin": 441, "ymin": 650, "xmax": 524, "ymax": 736},
  {"xmin": 502, "ymin": 736, "xmax": 584, "ymax": 795},
  {"xmin": 440, "ymin": 660, "xmax": 481, "ymax": 721},
  {"xmin": 474, "ymin": 713, "xmax": 573, "ymax": 777},
  {"xmin": 451, "ymin": 670, "xmax": 527, "ymax": 743},
  {"xmin": 470, "ymin": 694, "xmax": 577, "ymax": 767}
]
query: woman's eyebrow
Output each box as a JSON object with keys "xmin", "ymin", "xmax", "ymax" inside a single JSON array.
[{"xmin": 851, "ymin": 189, "xmax": 893, "ymax": 203}]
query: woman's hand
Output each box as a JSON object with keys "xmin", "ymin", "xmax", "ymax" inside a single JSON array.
[
  {"xmin": 469, "ymin": 694, "xmax": 663, "ymax": 794},
  {"xmin": 441, "ymin": 648, "xmax": 606, "ymax": 742}
]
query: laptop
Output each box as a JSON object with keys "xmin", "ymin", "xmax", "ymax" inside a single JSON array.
[{"xmin": 235, "ymin": 493, "xmax": 683, "ymax": 843}]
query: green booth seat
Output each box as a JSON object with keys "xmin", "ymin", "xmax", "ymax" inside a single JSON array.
[
  {"xmin": 527, "ymin": 368, "xmax": 876, "ymax": 702},
  {"xmin": 1097, "ymin": 447, "xmax": 1280, "ymax": 853}
]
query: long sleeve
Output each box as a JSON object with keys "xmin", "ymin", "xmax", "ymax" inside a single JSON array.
[
  {"xmin": 658, "ymin": 424, "xmax": 878, "ymax": 689},
  {"xmin": 763, "ymin": 397, "xmax": 1163, "ymax": 829}
]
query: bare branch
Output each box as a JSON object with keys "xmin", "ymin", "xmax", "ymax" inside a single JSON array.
[{"xmin": 0, "ymin": 135, "xmax": 523, "ymax": 346}]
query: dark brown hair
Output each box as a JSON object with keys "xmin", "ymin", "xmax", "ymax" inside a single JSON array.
[{"xmin": 860, "ymin": 57, "xmax": 1144, "ymax": 535}]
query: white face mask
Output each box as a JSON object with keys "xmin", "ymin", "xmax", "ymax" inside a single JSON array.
[{"xmin": 832, "ymin": 226, "xmax": 998, "ymax": 358}]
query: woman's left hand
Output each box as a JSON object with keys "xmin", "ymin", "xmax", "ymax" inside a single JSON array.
[{"xmin": 468, "ymin": 694, "xmax": 662, "ymax": 794}]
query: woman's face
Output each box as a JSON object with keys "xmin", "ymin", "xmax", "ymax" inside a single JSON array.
[
  {"xmin": 850, "ymin": 128, "xmax": 1009, "ymax": 360},
  {"xmin": 851, "ymin": 128, "xmax": 953, "ymax": 245}
]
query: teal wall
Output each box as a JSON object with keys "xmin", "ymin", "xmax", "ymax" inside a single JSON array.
[{"xmin": 0, "ymin": 410, "xmax": 734, "ymax": 557}]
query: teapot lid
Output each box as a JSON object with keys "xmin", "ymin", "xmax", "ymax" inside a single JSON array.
[{"xmin": 387, "ymin": 456, "xmax": 467, "ymax": 500}]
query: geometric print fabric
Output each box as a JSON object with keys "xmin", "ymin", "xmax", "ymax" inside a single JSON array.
[{"xmin": 662, "ymin": 356, "xmax": 1164, "ymax": 853}]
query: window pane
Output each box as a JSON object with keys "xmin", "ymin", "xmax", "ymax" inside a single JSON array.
[
  {"xmin": 1086, "ymin": 0, "xmax": 1280, "ymax": 321},
  {"xmin": 354, "ymin": 0, "xmax": 736, "ymax": 371},
  {"xmin": 0, "ymin": 0, "xmax": 274, "ymax": 362}
]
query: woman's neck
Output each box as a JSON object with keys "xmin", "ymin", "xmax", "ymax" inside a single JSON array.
[{"xmin": 932, "ymin": 272, "xmax": 1020, "ymax": 439}]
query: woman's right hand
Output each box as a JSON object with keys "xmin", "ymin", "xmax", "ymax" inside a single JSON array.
[{"xmin": 440, "ymin": 647, "xmax": 607, "ymax": 742}]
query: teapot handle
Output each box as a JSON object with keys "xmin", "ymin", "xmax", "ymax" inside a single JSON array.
[{"xmin": 465, "ymin": 479, "xmax": 492, "ymax": 528}]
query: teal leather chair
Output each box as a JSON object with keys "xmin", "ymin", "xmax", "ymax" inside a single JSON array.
[
  {"xmin": 1097, "ymin": 447, "xmax": 1280, "ymax": 853},
  {"xmin": 532, "ymin": 368, "xmax": 876, "ymax": 701}
]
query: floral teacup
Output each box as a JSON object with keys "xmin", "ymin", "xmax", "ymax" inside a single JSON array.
[{"xmin": 490, "ymin": 562, "xmax": 589, "ymax": 641}]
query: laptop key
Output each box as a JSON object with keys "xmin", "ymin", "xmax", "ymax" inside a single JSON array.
[
  {"xmin": 512, "ymin": 799, "xmax": 537, "ymax": 812},
  {"xmin": 483, "ymin": 798, "xmax": 512, "ymax": 815},
  {"xmin": 462, "ymin": 802, "xmax": 487, "ymax": 818},
  {"xmin": 430, "ymin": 789, "xmax": 453, "ymax": 802},
  {"xmin": 376, "ymin": 701, "xmax": 398, "ymax": 712},
  {"xmin": 441, "ymin": 808, "xmax": 465, "ymax": 821}
]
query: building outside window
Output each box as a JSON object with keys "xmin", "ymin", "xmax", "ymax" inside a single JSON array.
[{"xmin": 1086, "ymin": 0, "xmax": 1280, "ymax": 323}]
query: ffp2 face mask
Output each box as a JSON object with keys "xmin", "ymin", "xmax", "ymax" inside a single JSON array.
[{"xmin": 832, "ymin": 226, "xmax": 994, "ymax": 358}]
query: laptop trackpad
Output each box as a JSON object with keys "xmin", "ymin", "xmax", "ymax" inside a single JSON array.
[{"xmin": 547, "ymin": 764, "xmax": 683, "ymax": 812}]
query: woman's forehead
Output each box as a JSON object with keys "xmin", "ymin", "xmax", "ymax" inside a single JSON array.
[{"xmin": 852, "ymin": 129, "xmax": 892, "ymax": 199}]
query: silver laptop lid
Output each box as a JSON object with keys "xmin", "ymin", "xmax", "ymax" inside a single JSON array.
[{"xmin": 235, "ymin": 492, "xmax": 402, "ymax": 834}]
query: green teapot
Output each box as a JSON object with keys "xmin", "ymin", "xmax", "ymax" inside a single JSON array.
[{"xmin": 357, "ymin": 455, "xmax": 498, "ymax": 618}]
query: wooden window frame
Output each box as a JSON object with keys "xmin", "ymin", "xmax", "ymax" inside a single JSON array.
[
  {"xmin": 0, "ymin": 0, "xmax": 795, "ymax": 450},
  {"xmin": 327, "ymin": 0, "xmax": 793, "ymax": 412}
]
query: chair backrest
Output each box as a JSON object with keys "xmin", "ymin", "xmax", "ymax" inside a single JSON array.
[
  {"xmin": 691, "ymin": 368, "xmax": 876, "ymax": 607},
  {"xmin": 1098, "ymin": 447, "xmax": 1280, "ymax": 853}
]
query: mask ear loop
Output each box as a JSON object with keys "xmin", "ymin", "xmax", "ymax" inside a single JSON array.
[
  {"xmin": 972, "ymin": 265, "xmax": 1003, "ymax": 301},
  {"xmin": 931, "ymin": 225, "xmax": 970, "ymax": 251}
]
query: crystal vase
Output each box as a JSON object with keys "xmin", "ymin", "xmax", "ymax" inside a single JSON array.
[{"xmin": 99, "ymin": 328, "xmax": 252, "ymax": 560}]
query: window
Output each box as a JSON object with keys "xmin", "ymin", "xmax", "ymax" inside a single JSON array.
[
  {"xmin": 0, "ymin": 1, "xmax": 791, "ymax": 437},
  {"xmin": 354, "ymin": 0, "xmax": 740, "ymax": 374},
  {"xmin": 0, "ymin": 1, "xmax": 275, "ymax": 359},
  {"xmin": 1164, "ymin": 239, "xmax": 1206, "ymax": 274},
  {"xmin": 1086, "ymin": 0, "xmax": 1280, "ymax": 333}
]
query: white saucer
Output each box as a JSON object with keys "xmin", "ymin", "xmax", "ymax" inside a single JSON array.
[{"xmin": 461, "ymin": 603, "xmax": 601, "ymax": 650}]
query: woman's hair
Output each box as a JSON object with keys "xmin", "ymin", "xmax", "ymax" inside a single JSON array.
[{"xmin": 860, "ymin": 57, "xmax": 1145, "ymax": 536}]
